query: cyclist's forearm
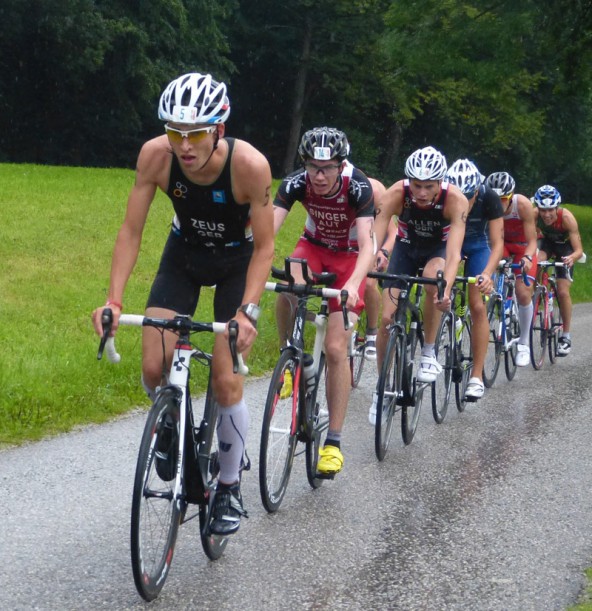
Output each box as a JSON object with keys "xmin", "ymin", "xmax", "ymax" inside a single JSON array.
[
  {"xmin": 240, "ymin": 243, "xmax": 274, "ymax": 305},
  {"xmin": 107, "ymin": 231, "xmax": 142, "ymax": 303}
]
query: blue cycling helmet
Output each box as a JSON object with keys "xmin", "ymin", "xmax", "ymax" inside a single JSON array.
[{"xmin": 534, "ymin": 184, "xmax": 561, "ymax": 209}]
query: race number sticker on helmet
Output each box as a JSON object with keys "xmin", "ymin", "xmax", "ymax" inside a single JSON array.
[
  {"xmin": 172, "ymin": 105, "xmax": 198, "ymax": 123},
  {"xmin": 314, "ymin": 147, "xmax": 332, "ymax": 160}
]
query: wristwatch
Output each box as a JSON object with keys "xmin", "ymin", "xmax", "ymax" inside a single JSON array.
[{"xmin": 237, "ymin": 303, "xmax": 261, "ymax": 325}]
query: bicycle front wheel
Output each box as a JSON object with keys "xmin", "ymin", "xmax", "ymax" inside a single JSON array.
[
  {"xmin": 530, "ymin": 288, "xmax": 547, "ymax": 370},
  {"xmin": 305, "ymin": 353, "xmax": 329, "ymax": 488},
  {"xmin": 131, "ymin": 388, "xmax": 182, "ymax": 602},
  {"xmin": 402, "ymin": 327, "xmax": 423, "ymax": 445},
  {"xmin": 504, "ymin": 300, "xmax": 520, "ymax": 381},
  {"xmin": 350, "ymin": 312, "xmax": 366, "ymax": 388},
  {"xmin": 483, "ymin": 297, "xmax": 502, "ymax": 388},
  {"xmin": 454, "ymin": 317, "xmax": 473, "ymax": 412},
  {"xmin": 549, "ymin": 305, "xmax": 562, "ymax": 364},
  {"xmin": 375, "ymin": 327, "xmax": 404, "ymax": 459},
  {"xmin": 259, "ymin": 349, "xmax": 299, "ymax": 512},
  {"xmin": 432, "ymin": 313, "xmax": 453, "ymax": 424}
]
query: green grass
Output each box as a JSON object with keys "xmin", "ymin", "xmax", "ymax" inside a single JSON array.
[
  {"xmin": 0, "ymin": 163, "xmax": 306, "ymax": 445},
  {"xmin": 0, "ymin": 162, "xmax": 590, "ymax": 446}
]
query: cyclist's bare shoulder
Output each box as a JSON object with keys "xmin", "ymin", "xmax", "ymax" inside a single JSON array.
[
  {"xmin": 135, "ymin": 134, "xmax": 173, "ymax": 192},
  {"xmin": 444, "ymin": 183, "xmax": 469, "ymax": 221},
  {"xmin": 230, "ymin": 138, "xmax": 272, "ymax": 206},
  {"xmin": 516, "ymin": 193, "xmax": 535, "ymax": 219},
  {"xmin": 379, "ymin": 179, "xmax": 405, "ymax": 216}
]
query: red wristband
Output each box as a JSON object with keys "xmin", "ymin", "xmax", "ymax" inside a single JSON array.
[{"xmin": 105, "ymin": 300, "xmax": 123, "ymax": 311}]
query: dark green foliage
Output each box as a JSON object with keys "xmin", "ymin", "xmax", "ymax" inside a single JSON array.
[{"xmin": 1, "ymin": 0, "xmax": 592, "ymax": 201}]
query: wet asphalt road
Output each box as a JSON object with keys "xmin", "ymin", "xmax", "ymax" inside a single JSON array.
[{"xmin": 1, "ymin": 304, "xmax": 592, "ymax": 610}]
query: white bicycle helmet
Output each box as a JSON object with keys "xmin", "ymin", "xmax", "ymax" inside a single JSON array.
[
  {"xmin": 298, "ymin": 127, "xmax": 350, "ymax": 161},
  {"xmin": 158, "ymin": 73, "xmax": 230, "ymax": 124},
  {"xmin": 533, "ymin": 184, "xmax": 561, "ymax": 209},
  {"xmin": 445, "ymin": 159, "xmax": 482, "ymax": 196},
  {"xmin": 486, "ymin": 171, "xmax": 516, "ymax": 197},
  {"xmin": 404, "ymin": 146, "xmax": 447, "ymax": 181}
]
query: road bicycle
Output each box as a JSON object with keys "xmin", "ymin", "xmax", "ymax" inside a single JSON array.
[
  {"xmin": 482, "ymin": 260, "xmax": 529, "ymax": 387},
  {"xmin": 97, "ymin": 311, "xmax": 247, "ymax": 602},
  {"xmin": 366, "ymin": 270, "xmax": 445, "ymax": 460},
  {"xmin": 259, "ymin": 258, "xmax": 348, "ymax": 513},
  {"xmin": 530, "ymin": 261, "xmax": 569, "ymax": 368},
  {"xmin": 432, "ymin": 275, "xmax": 480, "ymax": 422}
]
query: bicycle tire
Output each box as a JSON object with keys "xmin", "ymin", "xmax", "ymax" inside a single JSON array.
[
  {"xmin": 401, "ymin": 327, "xmax": 423, "ymax": 445},
  {"xmin": 530, "ymin": 288, "xmax": 547, "ymax": 370},
  {"xmin": 259, "ymin": 349, "xmax": 299, "ymax": 512},
  {"xmin": 549, "ymin": 305, "xmax": 562, "ymax": 364},
  {"xmin": 504, "ymin": 299, "xmax": 520, "ymax": 381},
  {"xmin": 191, "ymin": 383, "xmax": 231, "ymax": 561},
  {"xmin": 350, "ymin": 313, "xmax": 366, "ymax": 388},
  {"xmin": 432, "ymin": 313, "xmax": 453, "ymax": 424},
  {"xmin": 305, "ymin": 353, "xmax": 329, "ymax": 488},
  {"xmin": 483, "ymin": 297, "xmax": 502, "ymax": 388},
  {"xmin": 131, "ymin": 388, "xmax": 183, "ymax": 602},
  {"xmin": 454, "ymin": 317, "xmax": 473, "ymax": 412},
  {"xmin": 375, "ymin": 327, "xmax": 404, "ymax": 459}
]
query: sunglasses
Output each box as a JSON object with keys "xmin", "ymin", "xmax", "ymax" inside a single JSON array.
[
  {"xmin": 165, "ymin": 124, "xmax": 216, "ymax": 144},
  {"xmin": 304, "ymin": 161, "xmax": 341, "ymax": 176}
]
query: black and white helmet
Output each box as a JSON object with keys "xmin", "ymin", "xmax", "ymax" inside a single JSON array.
[
  {"xmin": 534, "ymin": 184, "xmax": 561, "ymax": 209},
  {"xmin": 486, "ymin": 172, "xmax": 516, "ymax": 197},
  {"xmin": 298, "ymin": 127, "xmax": 350, "ymax": 161},
  {"xmin": 158, "ymin": 73, "xmax": 230, "ymax": 124},
  {"xmin": 404, "ymin": 146, "xmax": 447, "ymax": 181},
  {"xmin": 445, "ymin": 159, "xmax": 482, "ymax": 196}
]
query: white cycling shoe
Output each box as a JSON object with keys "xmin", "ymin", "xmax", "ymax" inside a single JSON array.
[
  {"xmin": 417, "ymin": 355, "xmax": 442, "ymax": 383},
  {"xmin": 516, "ymin": 344, "xmax": 530, "ymax": 367}
]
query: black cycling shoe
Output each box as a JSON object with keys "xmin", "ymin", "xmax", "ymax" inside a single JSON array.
[
  {"xmin": 210, "ymin": 483, "xmax": 248, "ymax": 536},
  {"xmin": 154, "ymin": 413, "xmax": 178, "ymax": 481}
]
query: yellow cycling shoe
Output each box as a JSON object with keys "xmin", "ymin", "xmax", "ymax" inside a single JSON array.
[
  {"xmin": 279, "ymin": 369, "xmax": 293, "ymax": 400},
  {"xmin": 317, "ymin": 445, "xmax": 344, "ymax": 476}
]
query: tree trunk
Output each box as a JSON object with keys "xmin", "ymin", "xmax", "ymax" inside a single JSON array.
[{"xmin": 281, "ymin": 17, "xmax": 312, "ymax": 176}]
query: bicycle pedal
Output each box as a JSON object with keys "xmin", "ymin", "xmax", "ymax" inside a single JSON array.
[
  {"xmin": 464, "ymin": 396, "xmax": 479, "ymax": 403},
  {"xmin": 315, "ymin": 472, "xmax": 336, "ymax": 480}
]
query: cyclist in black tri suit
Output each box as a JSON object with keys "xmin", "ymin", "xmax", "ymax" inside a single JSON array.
[
  {"xmin": 274, "ymin": 127, "xmax": 377, "ymax": 476},
  {"xmin": 92, "ymin": 72, "xmax": 274, "ymax": 536},
  {"xmin": 533, "ymin": 184, "xmax": 584, "ymax": 356},
  {"xmin": 371, "ymin": 146, "xmax": 468, "ymax": 423}
]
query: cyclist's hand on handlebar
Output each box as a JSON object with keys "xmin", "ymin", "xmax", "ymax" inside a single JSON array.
[
  {"xmin": 341, "ymin": 281, "xmax": 360, "ymax": 311},
  {"xmin": 434, "ymin": 290, "xmax": 452, "ymax": 312},
  {"xmin": 477, "ymin": 272, "xmax": 493, "ymax": 295},
  {"xmin": 228, "ymin": 311, "xmax": 258, "ymax": 353},
  {"xmin": 92, "ymin": 304, "xmax": 121, "ymax": 337},
  {"xmin": 520, "ymin": 256, "xmax": 533, "ymax": 275}
]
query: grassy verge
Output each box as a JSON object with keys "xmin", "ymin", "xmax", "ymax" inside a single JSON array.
[
  {"xmin": 1, "ymin": 162, "xmax": 590, "ymax": 445},
  {"xmin": 0, "ymin": 163, "xmax": 305, "ymax": 445}
]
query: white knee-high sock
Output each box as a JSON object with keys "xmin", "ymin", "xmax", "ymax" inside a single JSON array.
[
  {"xmin": 518, "ymin": 302, "xmax": 533, "ymax": 345},
  {"xmin": 216, "ymin": 399, "xmax": 249, "ymax": 485}
]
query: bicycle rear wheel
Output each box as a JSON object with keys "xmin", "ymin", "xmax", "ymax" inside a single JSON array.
[
  {"xmin": 375, "ymin": 327, "xmax": 404, "ymax": 459},
  {"xmin": 259, "ymin": 349, "xmax": 299, "ymax": 512},
  {"xmin": 131, "ymin": 388, "xmax": 182, "ymax": 602},
  {"xmin": 432, "ymin": 313, "xmax": 452, "ymax": 423},
  {"xmin": 305, "ymin": 353, "xmax": 329, "ymax": 488},
  {"xmin": 402, "ymin": 327, "xmax": 423, "ymax": 445},
  {"xmin": 504, "ymin": 300, "xmax": 520, "ymax": 381},
  {"xmin": 483, "ymin": 297, "xmax": 502, "ymax": 388},
  {"xmin": 454, "ymin": 317, "xmax": 472, "ymax": 412},
  {"xmin": 530, "ymin": 288, "xmax": 547, "ymax": 370},
  {"xmin": 350, "ymin": 312, "xmax": 366, "ymax": 388}
]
